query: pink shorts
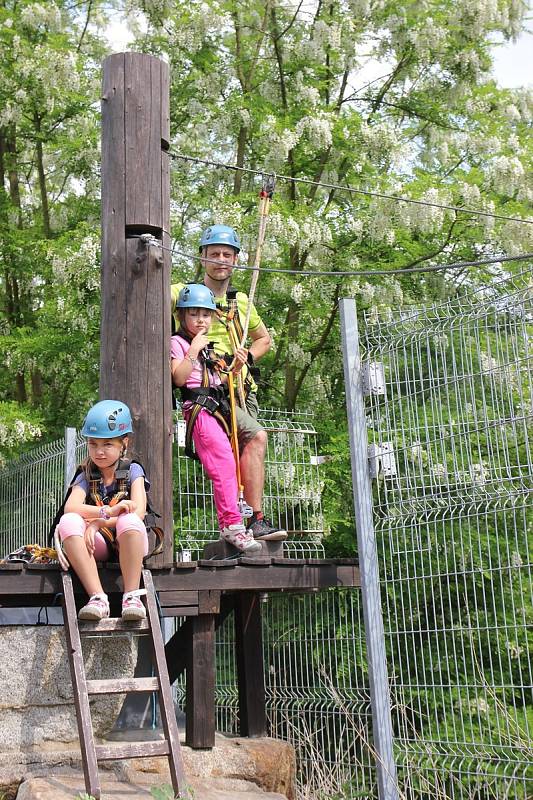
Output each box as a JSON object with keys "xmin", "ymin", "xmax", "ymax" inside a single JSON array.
[{"xmin": 57, "ymin": 512, "xmax": 149, "ymax": 560}]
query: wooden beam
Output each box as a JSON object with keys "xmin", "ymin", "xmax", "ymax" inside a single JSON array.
[
  {"xmin": 0, "ymin": 562, "xmax": 360, "ymax": 598},
  {"xmin": 100, "ymin": 53, "xmax": 172, "ymax": 566}
]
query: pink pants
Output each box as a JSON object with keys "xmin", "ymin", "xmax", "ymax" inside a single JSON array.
[
  {"xmin": 58, "ymin": 512, "xmax": 149, "ymax": 560},
  {"xmin": 188, "ymin": 408, "xmax": 241, "ymax": 529}
]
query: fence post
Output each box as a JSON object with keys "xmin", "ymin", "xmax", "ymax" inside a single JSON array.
[
  {"xmin": 340, "ymin": 299, "xmax": 399, "ymax": 800},
  {"xmin": 64, "ymin": 427, "xmax": 77, "ymax": 492}
]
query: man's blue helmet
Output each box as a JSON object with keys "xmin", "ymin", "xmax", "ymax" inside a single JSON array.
[
  {"xmin": 81, "ymin": 400, "xmax": 133, "ymax": 438},
  {"xmin": 177, "ymin": 283, "xmax": 217, "ymax": 311},
  {"xmin": 199, "ymin": 224, "xmax": 240, "ymax": 253}
]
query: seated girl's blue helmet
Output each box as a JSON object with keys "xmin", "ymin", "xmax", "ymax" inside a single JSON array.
[
  {"xmin": 199, "ymin": 224, "xmax": 240, "ymax": 253},
  {"xmin": 81, "ymin": 400, "xmax": 133, "ymax": 438},
  {"xmin": 177, "ymin": 283, "xmax": 217, "ymax": 310}
]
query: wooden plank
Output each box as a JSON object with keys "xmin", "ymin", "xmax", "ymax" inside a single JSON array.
[
  {"xmin": 235, "ymin": 593, "xmax": 266, "ymax": 738},
  {"xmin": 0, "ymin": 562, "xmax": 361, "ymax": 596},
  {"xmin": 61, "ymin": 574, "xmax": 100, "ymax": 799},
  {"xmin": 158, "ymin": 590, "xmax": 198, "ymax": 607},
  {"xmin": 79, "ymin": 618, "xmax": 149, "ymax": 634},
  {"xmin": 86, "ymin": 677, "xmax": 159, "ymax": 695},
  {"xmin": 95, "ymin": 740, "xmax": 169, "ymax": 761},
  {"xmin": 198, "ymin": 590, "xmax": 221, "ymax": 614},
  {"xmin": 186, "ymin": 613, "xmax": 215, "ymax": 748},
  {"xmin": 143, "ymin": 569, "xmax": 187, "ymax": 796},
  {"xmin": 160, "ymin": 607, "xmax": 199, "ymax": 618}
]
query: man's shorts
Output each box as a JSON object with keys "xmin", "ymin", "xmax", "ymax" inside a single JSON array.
[{"xmin": 235, "ymin": 391, "xmax": 264, "ymax": 451}]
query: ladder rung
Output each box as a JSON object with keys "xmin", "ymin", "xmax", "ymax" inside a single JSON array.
[
  {"xmin": 79, "ymin": 618, "xmax": 150, "ymax": 634},
  {"xmin": 95, "ymin": 740, "xmax": 170, "ymax": 761},
  {"xmin": 87, "ymin": 677, "xmax": 160, "ymax": 695}
]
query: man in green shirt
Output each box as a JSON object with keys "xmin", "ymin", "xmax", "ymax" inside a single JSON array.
[{"xmin": 171, "ymin": 224, "xmax": 286, "ymax": 540}]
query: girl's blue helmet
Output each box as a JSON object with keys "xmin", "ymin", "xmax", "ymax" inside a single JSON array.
[
  {"xmin": 177, "ymin": 283, "xmax": 217, "ymax": 311},
  {"xmin": 199, "ymin": 224, "xmax": 240, "ymax": 253},
  {"xmin": 81, "ymin": 400, "xmax": 133, "ymax": 438}
]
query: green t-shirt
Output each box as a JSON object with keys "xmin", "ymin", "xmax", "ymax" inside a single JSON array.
[{"xmin": 171, "ymin": 282, "xmax": 263, "ymax": 392}]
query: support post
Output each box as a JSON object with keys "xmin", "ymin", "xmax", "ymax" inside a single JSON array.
[
  {"xmin": 100, "ymin": 53, "xmax": 172, "ymax": 566},
  {"xmin": 64, "ymin": 426, "xmax": 77, "ymax": 492},
  {"xmin": 186, "ymin": 615, "xmax": 216, "ymax": 748},
  {"xmin": 235, "ymin": 593, "xmax": 266, "ymax": 737},
  {"xmin": 340, "ymin": 299, "xmax": 399, "ymax": 800}
]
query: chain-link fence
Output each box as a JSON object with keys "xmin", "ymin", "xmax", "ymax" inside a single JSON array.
[{"xmin": 361, "ymin": 270, "xmax": 532, "ymax": 799}]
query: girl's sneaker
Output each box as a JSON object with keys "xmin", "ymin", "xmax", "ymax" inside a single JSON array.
[
  {"xmin": 122, "ymin": 589, "xmax": 147, "ymax": 621},
  {"xmin": 78, "ymin": 593, "xmax": 110, "ymax": 621},
  {"xmin": 221, "ymin": 524, "xmax": 262, "ymax": 554}
]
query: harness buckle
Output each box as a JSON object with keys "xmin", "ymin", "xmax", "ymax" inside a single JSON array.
[{"xmin": 195, "ymin": 394, "xmax": 220, "ymax": 414}]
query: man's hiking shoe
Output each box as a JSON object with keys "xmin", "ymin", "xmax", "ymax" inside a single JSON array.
[
  {"xmin": 78, "ymin": 593, "xmax": 110, "ymax": 621},
  {"xmin": 221, "ymin": 524, "xmax": 262, "ymax": 554},
  {"xmin": 248, "ymin": 515, "xmax": 287, "ymax": 541},
  {"xmin": 122, "ymin": 590, "xmax": 147, "ymax": 621}
]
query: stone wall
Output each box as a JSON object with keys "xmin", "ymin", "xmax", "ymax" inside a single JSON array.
[{"xmin": 0, "ymin": 626, "xmax": 137, "ymax": 750}]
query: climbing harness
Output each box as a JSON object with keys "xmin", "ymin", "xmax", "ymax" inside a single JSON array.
[
  {"xmin": 173, "ymin": 328, "xmax": 232, "ymax": 459},
  {"xmin": 48, "ymin": 457, "xmax": 165, "ymax": 569}
]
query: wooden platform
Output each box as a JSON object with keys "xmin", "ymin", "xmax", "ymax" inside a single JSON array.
[{"xmin": 0, "ymin": 557, "xmax": 359, "ymax": 748}]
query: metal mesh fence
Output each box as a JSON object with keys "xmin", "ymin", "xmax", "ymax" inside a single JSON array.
[
  {"xmin": 174, "ymin": 408, "xmax": 326, "ymax": 559},
  {"xmin": 0, "ymin": 432, "xmax": 86, "ymax": 557},
  {"xmin": 171, "ymin": 589, "xmax": 376, "ymax": 799},
  {"xmin": 173, "ymin": 409, "xmax": 375, "ymax": 797},
  {"xmin": 362, "ymin": 270, "xmax": 533, "ymax": 798}
]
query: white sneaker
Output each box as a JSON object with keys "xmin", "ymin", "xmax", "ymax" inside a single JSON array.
[
  {"xmin": 221, "ymin": 524, "xmax": 262, "ymax": 554},
  {"xmin": 79, "ymin": 593, "xmax": 110, "ymax": 621},
  {"xmin": 122, "ymin": 590, "xmax": 147, "ymax": 621}
]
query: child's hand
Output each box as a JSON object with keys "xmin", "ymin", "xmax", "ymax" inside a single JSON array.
[
  {"xmin": 109, "ymin": 499, "xmax": 137, "ymax": 516},
  {"xmin": 84, "ymin": 522, "xmax": 99, "ymax": 556},
  {"xmin": 232, "ymin": 347, "xmax": 248, "ymax": 373},
  {"xmin": 189, "ymin": 333, "xmax": 210, "ymax": 358}
]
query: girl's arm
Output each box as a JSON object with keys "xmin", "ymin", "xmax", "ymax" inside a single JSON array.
[
  {"xmin": 129, "ymin": 476, "xmax": 147, "ymax": 520},
  {"xmin": 171, "ymin": 332, "xmax": 210, "ymax": 386},
  {"xmin": 65, "ymin": 484, "xmax": 105, "ymax": 520}
]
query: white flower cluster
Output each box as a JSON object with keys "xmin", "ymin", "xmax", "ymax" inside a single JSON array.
[
  {"xmin": 487, "ymin": 155, "xmax": 525, "ymax": 196},
  {"xmin": 291, "ymin": 283, "xmax": 304, "ymax": 305},
  {"xmin": 287, "ymin": 342, "xmax": 311, "ymax": 366},
  {"xmin": 0, "ymin": 419, "xmax": 42, "ymax": 450},
  {"xmin": 313, "ymin": 20, "xmax": 342, "ymax": 51},
  {"xmin": 294, "ymin": 72, "xmax": 320, "ymax": 108},
  {"xmin": 20, "ymin": 2, "xmax": 62, "ymax": 31},
  {"xmin": 469, "ymin": 462, "xmax": 489, "ymax": 486},
  {"xmin": 296, "ymin": 114, "xmax": 333, "ymax": 151},
  {"xmin": 359, "ymin": 121, "xmax": 401, "ymax": 163}
]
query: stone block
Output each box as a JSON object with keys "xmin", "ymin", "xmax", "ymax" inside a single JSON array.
[{"xmin": 0, "ymin": 626, "xmax": 138, "ymax": 750}]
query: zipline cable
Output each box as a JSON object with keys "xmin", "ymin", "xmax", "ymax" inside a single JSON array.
[
  {"xmin": 139, "ymin": 236, "xmax": 533, "ymax": 277},
  {"xmin": 166, "ymin": 151, "xmax": 533, "ymax": 227}
]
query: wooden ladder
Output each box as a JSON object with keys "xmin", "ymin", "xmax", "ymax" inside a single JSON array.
[{"xmin": 61, "ymin": 568, "xmax": 186, "ymax": 800}]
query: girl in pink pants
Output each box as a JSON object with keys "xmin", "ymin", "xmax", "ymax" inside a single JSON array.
[
  {"xmin": 57, "ymin": 400, "xmax": 150, "ymax": 621},
  {"xmin": 171, "ymin": 284, "xmax": 260, "ymax": 554}
]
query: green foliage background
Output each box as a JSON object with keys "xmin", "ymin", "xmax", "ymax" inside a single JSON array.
[{"xmin": 0, "ymin": 3, "xmax": 531, "ymax": 795}]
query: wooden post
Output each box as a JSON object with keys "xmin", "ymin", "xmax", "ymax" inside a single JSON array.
[
  {"xmin": 100, "ymin": 53, "xmax": 172, "ymax": 566},
  {"xmin": 235, "ymin": 592, "xmax": 267, "ymax": 737},
  {"xmin": 186, "ymin": 614, "xmax": 216, "ymax": 748}
]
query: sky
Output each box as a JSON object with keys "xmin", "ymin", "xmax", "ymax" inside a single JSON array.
[{"xmin": 104, "ymin": 14, "xmax": 532, "ymax": 90}]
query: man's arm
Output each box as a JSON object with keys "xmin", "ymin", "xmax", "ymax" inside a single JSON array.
[{"xmin": 248, "ymin": 322, "xmax": 271, "ymax": 361}]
